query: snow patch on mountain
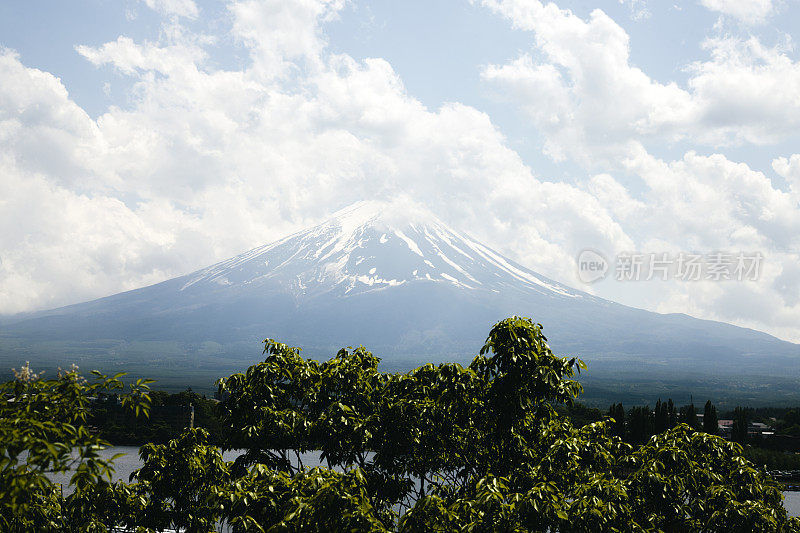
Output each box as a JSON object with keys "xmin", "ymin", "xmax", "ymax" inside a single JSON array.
[{"xmin": 178, "ymin": 200, "xmax": 584, "ymax": 300}]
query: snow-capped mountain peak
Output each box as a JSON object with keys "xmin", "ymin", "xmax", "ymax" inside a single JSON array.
[
  {"xmin": 179, "ymin": 200, "xmax": 582, "ymax": 301},
  {"xmin": 6, "ymin": 202, "xmax": 799, "ymax": 383}
]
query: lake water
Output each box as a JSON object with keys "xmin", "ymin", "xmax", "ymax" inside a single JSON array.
[
  {"xmin": 47, "ymin": 446, "xmax": 328, "ymax": 489},
  {"xmin": 50, "ymin": 446, "xmax": 800, "ymax": 517},
  {"xmin": 785, "ymin": 491, "xmax": 800, "ymax": 517}
]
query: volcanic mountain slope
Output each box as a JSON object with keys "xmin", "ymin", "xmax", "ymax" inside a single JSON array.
[{"xmin": 2, "ymin": 201, "xmax": 799, "ymax": 380}]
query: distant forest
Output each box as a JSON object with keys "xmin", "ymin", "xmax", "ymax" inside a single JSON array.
[{"xmin": 95, "ymin": 387, "xmax": 800, "ymax": 471}]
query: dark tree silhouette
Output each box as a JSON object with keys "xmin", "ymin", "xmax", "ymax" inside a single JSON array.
[
  {"xmin": 654, "ymin": 399, "xmax": 669, "ymax": 434},
  {"xmin": 704, "ymin": 400, "xmax": 719, "ymax": 436},
  {"xmin": 681, "ymin": 402, "xmax": 700, "ymax": 431},
  {"xmin": 607, "ymin": 402, "xmax": 625, "ymax": 439},
  {"xmin": 732, "ymin": 406, "xmax": 749, "ymax": 445}
]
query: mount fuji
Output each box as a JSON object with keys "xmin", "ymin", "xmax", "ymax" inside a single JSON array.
[{"xmin": 2, "ymin": 201, "xmax": 799, "ymax": 396}]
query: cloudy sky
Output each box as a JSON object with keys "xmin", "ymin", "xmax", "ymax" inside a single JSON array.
[{"xmin": 2, "ymin": 0, "xmax": 800, "ymax": 341}]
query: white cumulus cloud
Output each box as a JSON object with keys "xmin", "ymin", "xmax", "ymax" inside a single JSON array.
[
  {"xmin": 480, "ymin": 0, "xmax": 800, "ymax": 162},
  {"xmin": 476, "ymin": 0, "xmax": 800, "ymax": 340},
  {"xmin": 700, "ymin": 0, "xmax": 774, "ymax": 24},
  {"xmin": 2, "ymin": 0, "xmax": 800, "ymax": 344},
  {"xmin": 0, "ymin": 1, "xmax": 631, "ymax": 317}
]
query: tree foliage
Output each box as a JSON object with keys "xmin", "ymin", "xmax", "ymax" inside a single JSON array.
[
  {"xmin": 733, "ymin": 406, "xmax": 750, "ymax": 445},
  {"xmin": 704, "ymin": 399, "xmax": 719, "ymax": 436},
  {"xmin": 0, "ymin": 363, "xmax": 152, "ymax": 531},
  {"xmin": 3, "ymin": 317, "xmax": 799, "ymax": 531}
]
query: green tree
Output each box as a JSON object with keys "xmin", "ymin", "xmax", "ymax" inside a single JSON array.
[
  {"xmin": 668, "ymin": 398, "xmax": 678, "ymax": 427},
  {"xmin": 607, "ymin": 403, "xmax": 626, "ymax": 439},
  {"xmin": 0, "ymin": 363, "xmax": 151, "ymax": 531},
  {"xmin": 211, "ymin": 316, "xmax": 797, "ymax": 531},
  {"xmin": 629, "ymin": 425, "xmax": 789, "ymax": 532},
  {"xmin": 733, "ymin": 406, "xmax": 750, "ymax": 445},
  {"xmin": 704, "ymin": 400, "xmax": 719, "ymax": 435},
  {"xmin": 467, "ymin": 316, "xmax": 585, "ymax": 476},
  {"xmin": 219, "ymin": 465, "xmax": 388, "ymax": 532},
  {"xmin": 680, "ymin": 402, "xmax": 700, "ymax": 430},
  {"xmin": 654, "ymin": 399, "xmax": 669, "ymax": 434},
  {"xmin": 129, "ymin": 427, "xmax": 230, "ymax": 532},
  {"xmin": 5, "ymin": 317, "xmax": 799, "ymax": 532},
  {"xmin": 627, "ymin": 405, "xmax": 654, "ymax": 445}
]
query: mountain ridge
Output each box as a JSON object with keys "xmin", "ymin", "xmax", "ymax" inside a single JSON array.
[
  {"xmin": 172, "ymin": 200, "xmax": 586, "ymax": 302},
  {"xmin": 1, "ymin": 200, "xmax": 799, "ymax": 392}
]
